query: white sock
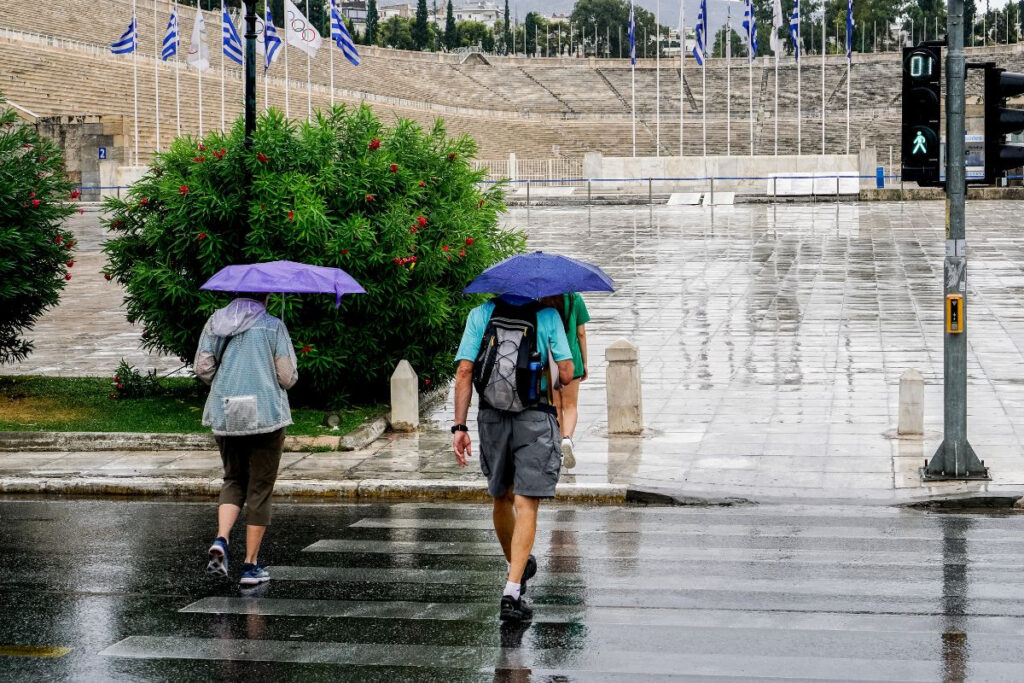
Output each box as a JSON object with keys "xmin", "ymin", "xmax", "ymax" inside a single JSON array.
[{"xmin": 503, "ymin": 581, "xmax": 521, "ymax": 600}]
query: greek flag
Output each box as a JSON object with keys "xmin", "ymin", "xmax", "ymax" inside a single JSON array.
[
  {"xmin": 627, "ymin": 2, "xmax": 635, "ymax": 65},
  {"xmin": 263, "ymin": 8, "xmax": 283, "ymax": 72},
  {"xmin": 789, "ymin": 0, "xmax": 800, "ymax": 60},
  {"xmin": 846, "ymin": 0, "xmax": 854, "ymax": 61},
  {"xmin": 692, "ymin": 0, "xmax": 706, "ymax": 66},
  {"xmin": 330, "ymin": 0, "xmax": 360, "ymax": 66},
  {"xmin": 743, "ymin": 0, "xmax": 758, "ymax": 60},
  {"xmin": 222, "ymin": 2, "xmax": 244, "ymax": 65},
  {"xmin": 111, "ymin": 14, "xmax": 136, "ymax": 55},
  {"xmin": 162, "ymin": 10, "xmax": 179, "ymax": 61}
]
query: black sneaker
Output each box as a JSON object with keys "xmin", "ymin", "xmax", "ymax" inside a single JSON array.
[
  {"xmin": 520, "ymin": 554, "xmax": 537, "ymax": 596},
  {"xmin": 500, "ymin": 594, "xmax": 534, "ymax": 622}
]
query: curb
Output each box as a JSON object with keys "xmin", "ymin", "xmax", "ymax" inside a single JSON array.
[
  {"xmin": 0, "ymin": 476, "xmax": 628, "ymax": 504},
  {"xmin": 0, "ymin": 416, "xmax": 389, "ymax": 454}
]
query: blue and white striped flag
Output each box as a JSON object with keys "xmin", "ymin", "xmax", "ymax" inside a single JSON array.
[
  {"xmin": 743, "ymin": 0, "xmax": 758, "ymax": 60},
  {"xmin": 627, "ymin": 2, "xmax": 636, "ymax": 65},
  {"xmin": 330, "ymin": 0, "xmax": 360, "ymax": 66},
  {"xmin": 692, "ymin": 0, "xmax": 706, "ymax": 66},
  {"xmin": 789, "ymin": 0, "xmax": 800, "ymax": 60},
  {"xmin": 263, "ymin": 8, "xmax": 283, "ymax": 72},
  {"xmin": 162, "ymin": 9, "xmax": 179, "ymax": 61},
  {"xmin": 846, "ymin": 0, "xmax": 854, "ymax": 61},
  {"xmin": 111, "ymin": 14, "xmax": 136, "ymax": 55},
  {"xmin": 222, "ymin": 2, "xmax": 244, "ymax": 65}
]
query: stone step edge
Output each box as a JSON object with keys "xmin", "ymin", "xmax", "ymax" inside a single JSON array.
[
  {"xmin": 0, "ymin": 415, "xmax": 388, "ymax": 454},
  {"xmin": 0, "ymin": 477, "xmax": 627, "ymax": 504}
]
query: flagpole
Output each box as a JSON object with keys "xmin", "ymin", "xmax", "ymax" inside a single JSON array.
[
  {"xmin": 656, "ymin": 0, "xmax": 661, "ymax": 156},
  {"xmin": 154, "ymin": 0, "xmax": 161, "ymax": 153},
  {"xmin": 175, "ymin": 1, "xmax": 181, "ymax": 137},
  {"xmin": 797, "ymin": 17, "xmax": 801, "ymax": 155},
  {"xmin": 630, "ymin": 1, "xmax": 636, "ymax": 156},
  {"xmin": 727, "ymin": 5, "xmax": 732, "ymax": 156},
  {"xmin": 306, "ymin": 0, "xmax": 312, "ymax": 122},
  {"xmin": 284, "ymin": 37, "xmax": 290, "ymax": 118},
  {"xmin": 221, "ymin": 1, "xmax": 226, "ymax": 131},
  {"xmin": 846, "ymin": 14, "xmax": 851, "ymax": 154},
  {"xmin": 330, "ymin": 9, "xmax": 335, "ymax": 107},
  {"xmin": 132, "ymin": 1, "xmax": 139, "ymax": 165},
  {"xmin": 680, "ymin": 0, "xmax": 685, "ymax": 157},
  {"xmin": 198, "ymin": 59, "xmax": 204, "ymax": 136},
  {"xmin": 774, "ymin": 53, "xmax": 778, "ymax": 155},
  {"xmin": 821, "ymin": 9, "xmax": 825, "ymax": 155},
  {"xmin": 749, "ymin": 6, "xmax": 753, "ymax": 156}
]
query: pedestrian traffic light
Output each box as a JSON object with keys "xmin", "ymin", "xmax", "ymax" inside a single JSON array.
[
  {"xmin": 902, "ymin": 45, "xmax": 942, "ymax": 186},
  {"xmin": 983, "ymin": 65, "xmax": 1024, "ymax": 183}
]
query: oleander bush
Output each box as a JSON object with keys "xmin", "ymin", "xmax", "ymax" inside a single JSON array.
[
  {"xmin": 0, "ymin": 95, "xmax": 77, "ymax": 365},
  {"xmin": 103, "ymin": 104, "xmax": 522, "ymax": 402}
]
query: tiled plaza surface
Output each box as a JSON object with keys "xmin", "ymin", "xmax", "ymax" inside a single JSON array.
[{"xmin": 8, "ymin": 201, "xmax": 1024, "ymax": 501}]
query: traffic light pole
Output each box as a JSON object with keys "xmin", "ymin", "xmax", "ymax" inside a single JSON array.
[{"xmin": 924, "ymin": 0, "xmax": 988, "ymax": 480}]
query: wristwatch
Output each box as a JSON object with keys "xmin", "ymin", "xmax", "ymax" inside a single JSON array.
[{"xmin": 450, "ymin": 424, "xmax": 469, "ymax": 434}]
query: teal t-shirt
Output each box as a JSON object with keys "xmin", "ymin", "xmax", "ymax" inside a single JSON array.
[
  {"xmin": 456, "ymin": 301, "xmax": 572, "ymax": 365},
  {"xmin": 562, "ymin": 293, "xmax": 591, "ymax": 378}
]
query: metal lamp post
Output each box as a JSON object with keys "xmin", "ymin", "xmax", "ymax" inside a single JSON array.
[{"xmin": 243, "ymin": 0, "xmax": 257, "ymax": 150}]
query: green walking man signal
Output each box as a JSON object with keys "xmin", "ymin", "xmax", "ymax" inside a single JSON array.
[
  {"xmin": 912, "ymin": 131, "xmax": 928, "ymax": 155},
  {"xmin": 901, "ymin": 45, "xmax": 942, "ymax": 186}
]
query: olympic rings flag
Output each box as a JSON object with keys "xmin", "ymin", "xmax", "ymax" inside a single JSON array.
[{"xmin": 282, "ymin": 0, "xmax": 322, "ymax": 57}]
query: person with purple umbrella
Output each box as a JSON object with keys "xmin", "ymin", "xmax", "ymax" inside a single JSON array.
[
  {"xmin": 194, "ymin": 292, "xmax": 298, "ymax": 586},
  {"xmin": 194, "ymin": 260, "xmax": 364, "ymax": 585}
]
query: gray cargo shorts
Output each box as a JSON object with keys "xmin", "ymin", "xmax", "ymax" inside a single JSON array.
[{"xmin": 478, "ymin": 407, "xmax": 562, "ymax": 499}]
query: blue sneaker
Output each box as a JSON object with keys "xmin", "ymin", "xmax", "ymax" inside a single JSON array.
[
  {"xmin": 205, "ymin": 537, "xmax": 229, "ymax": 578},
  {"xmin": 239, "ymin": 563, "xmax": 270, "ymax": 586}
]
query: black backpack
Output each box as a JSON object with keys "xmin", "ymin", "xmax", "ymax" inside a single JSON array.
[{"xmin": 472, "ymin": 300, "xmax": 544, "ymax": 413}]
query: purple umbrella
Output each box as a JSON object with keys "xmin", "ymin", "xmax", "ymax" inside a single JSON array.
[{"xmin": 200, "ymin": 260, "xmax": 365, "ymax": 307}]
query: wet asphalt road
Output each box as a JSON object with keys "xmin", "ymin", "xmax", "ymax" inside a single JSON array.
[{"xmin": 2, "ymin": 498, "xmax": 1024, "ymax": 681}]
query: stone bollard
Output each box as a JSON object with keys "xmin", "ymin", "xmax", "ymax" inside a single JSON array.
[
  {"xmin": 898, "ymin": 369, "xmax": 924, "ymax": 435},
  {"xmin": 390, "ymin": 360, "xmax": 419, "ymax": 431},
  {"xmin": 606, "ymin": 339, "xmax": 643, "ymax": 434}
]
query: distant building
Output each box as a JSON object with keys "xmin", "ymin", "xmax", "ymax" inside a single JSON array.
[
  {"xmin": 378, "ymin": 2, "xmax": 418, "ymax": 20},
  {"xmin": 448, "ymin": 1, "xmax": 503, "ymax": 28},
  {"xmin": 340, "ymin": 1, "xmax": 368, "ymax": 31},
  {"xmin": 377, "ymin": 1, "xmax": 504, "ymax": 29}
]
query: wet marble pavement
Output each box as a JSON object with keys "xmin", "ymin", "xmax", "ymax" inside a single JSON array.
[
  {"xmin": 9, "ymin": 202, "xmax": 1024, "ymax": 501},
  {"xmin": 3, "ymin": 498, "xmax": 1024, "ymax": 681}
]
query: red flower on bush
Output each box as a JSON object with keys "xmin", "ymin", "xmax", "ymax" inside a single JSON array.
[
  {"xmin": 465, "ymin": 237, "xmax": 475, "ymax": 246},
  {"xmin": 104, "ymin": 273, "xmax": 112, "ymax": 281},
  {"xmin": 64, "ymin": 273, "xmax": 72, "ymax": 281},
  {"xmin": 389, "ymin": 164, "xmax": 398, "ymax": 173},
  {"xmin": 69, "ymin": 189, "xmax": 81, "ymax": 199},
  {"xmin": 417, "ymin": 215, "xmax": 427, "ymax": 228},
  {"xmin": 179, "ymin": 185, "xmax": 189, "ymax": 196},
  {"xmin": 257, "ymin": 152, "xmax": 269, "ymax": 163},
  {"xmin": 287, "ymin": 211, "xmax": 295, "ymax": 221},
  {"xmin": 368, "ymin": 138, "xmax": 380, "ymax": 150},
  {"xmin": 198, "ymin": 143, "xmax": 206, "ymax": 151},
  {"xmin": 459, "ymin": 248, "xmax": 466, "ymax": 257},
  {"xmin": 66, "ymin": 260, "xmax": 74, "ymax": 268},
  {"xmin": 140, "ymin": 197, "xmax": 149, "ymax": 206},
  {"xmin": 448, "ymin": 153, "xmax": 457, "ymax": 161},
  {"xmin": 365, "ymin": 194, "xmax": 374, "ymax": 202},
  {"xmin": 29, "ymin": 191, "xmax": 35, "ymax": 198},
  {"xmin": 194, "ymin": 156, "xmax": 205, "ymax": 163},
  {"xmin": 31, "ymin": 199, "xmax": 40, "ymax": 208},
  {"xmin": 342, "ymin": 249, "xmax": 349, "ymax": 255},
  {"xmin": 409, "ymin": 226, "xmax": 418, "ymax": 234},
  {"xmin": 300, "ymin": 345, "xmax": 312, "ymax": 354},
  {"xmin": 197, "ymin": 232, "xmax": 207, "ymax": 241},
  {"xmin": 213, "ymin": 148, "xmax": 226, "ymax": 160},
  {"xmin": 66, "ymin": 240, "xmax": 74, "ymax": 249},
  {"xmin": 54, "ymin": 235, "xmax": 63, "ymax": 244},
  {"xmin": 424, "ymin": 378, "xmax": 431, "ymax": 387},
  {"xmin": 108, "ymin": 393, "xmax": 117, "ymax": 400},
  {"xmin": 418, "ymin": 181, "xmax": 426, "ymax": 187},
  {"xmin": 442, "ymin": 245, "xmax": 450, "ymax": 252},
  {"xmin": 38, "ymin": 156, "xmax": 46, "ymax": 163}
]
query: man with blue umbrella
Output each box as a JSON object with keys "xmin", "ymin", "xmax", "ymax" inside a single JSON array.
[{"xmin": 453, "ymin": 252, "xmax": 614, "ymax": 622}]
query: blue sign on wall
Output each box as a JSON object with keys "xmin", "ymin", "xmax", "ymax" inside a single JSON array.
[{"xmin": 98, "ymin": 147, "xmax": 107, "ymax": 160}]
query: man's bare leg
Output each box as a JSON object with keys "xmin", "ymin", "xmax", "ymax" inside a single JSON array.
[
  {"xmin": 493, "ymin": 488, "xmax": 516, "ymax": 563},
  {"xmin": 508, "ymin": 495, "xmax": 539, "ymax": 583}
]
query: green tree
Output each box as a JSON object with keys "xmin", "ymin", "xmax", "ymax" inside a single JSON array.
[
  {"xmin": 524, "ymin": 12, "xmax": 538, "ymax": 56},
  {"xmin": 0, "ymin": 96, "xmax": 76, "ymax": 365},
  {"xmin": 504, "ymin": 0, "xmax": 513, "ymax": 53},
  {"xmin": 378, "ymin": 16, "xmax": 415, "ymax": 49},
  {"xmin": 413, "ymin": 0, "xmax": 430, "ymax": 49},
  {"xmin": 103, "ymin": 106, "xmax": 522, "ymax": 402},
  {"xmin": 457, "ymin": 20, "xmax": 489, "ymax": 48},
  {"xmin": 711, "ymin": 26, "xmax": 744, "ymax": 58},
  {"xmin": 445, "ymin": 0, "xmax": 458, "ymax": 50},
  {"xmin": 570, "ymin": 0, "xmax": 660, "ymax": 59},
  {"xmin": 365, "ymin": 0, "xmax": 379, "ymax": 45}
]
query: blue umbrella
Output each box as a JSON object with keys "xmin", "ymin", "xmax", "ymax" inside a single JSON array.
[
  {"xmin": 200, "ymin": 260, "xmax": 365, "ymax": 307},
  {"xmin": 463, "ymin": 251, "xmax": 614, "ymax": 299}
]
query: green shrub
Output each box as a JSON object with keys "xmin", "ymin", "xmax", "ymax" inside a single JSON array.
[
  {"xmin": 110, "ymin": 359, "xmax": 165, "ymax": 399},
  {"xmin": 103, "ymin": 105, "xmax": 522, "ymax": 403},
  {"xmin": 0, "ymin": 96, "xmax": 77, "ymax": 364}
]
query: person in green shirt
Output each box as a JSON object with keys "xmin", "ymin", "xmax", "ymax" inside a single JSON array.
[{"xmin": 542, "ymin": 292, "xmax": 590, "ymax": 469}]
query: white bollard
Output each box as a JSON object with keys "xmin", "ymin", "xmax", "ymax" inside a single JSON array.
[
  {"xmin": 606, "ymin": 339, "xmax": 643, "ymax": 435},
  {"xmin": 898, "ymin": 369, "xmax": 924, "ymax": 435},
  {"xmin": 390, "ymin": 360, "xmax": 419, "ymax": 431}
]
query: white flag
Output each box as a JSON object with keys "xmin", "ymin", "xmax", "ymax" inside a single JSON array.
[
  {"xmin": 283, "ymin": 0, "xmax": 322, "ymax": 57},
  {"xmin": 187, "ymin": 7, "xmax": 210, "ymax": 71},
  {"xmin": 770, "ymin": 0, "xmax": 784, "ymax": 55}
]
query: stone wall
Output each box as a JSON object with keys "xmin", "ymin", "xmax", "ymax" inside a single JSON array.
[{"xmin": 35, "ymin": 114, "xmax": 129, "ymax": 200}]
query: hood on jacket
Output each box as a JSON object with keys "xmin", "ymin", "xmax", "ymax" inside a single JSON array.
[{"xmin": 208, "ymin": 298, "xmax": 268, "ymax": 338}]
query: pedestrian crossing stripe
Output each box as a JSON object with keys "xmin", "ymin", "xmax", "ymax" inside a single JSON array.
[{"xmin": 0, "ymin": 645, "xmax": 72, "ymax": 658}]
